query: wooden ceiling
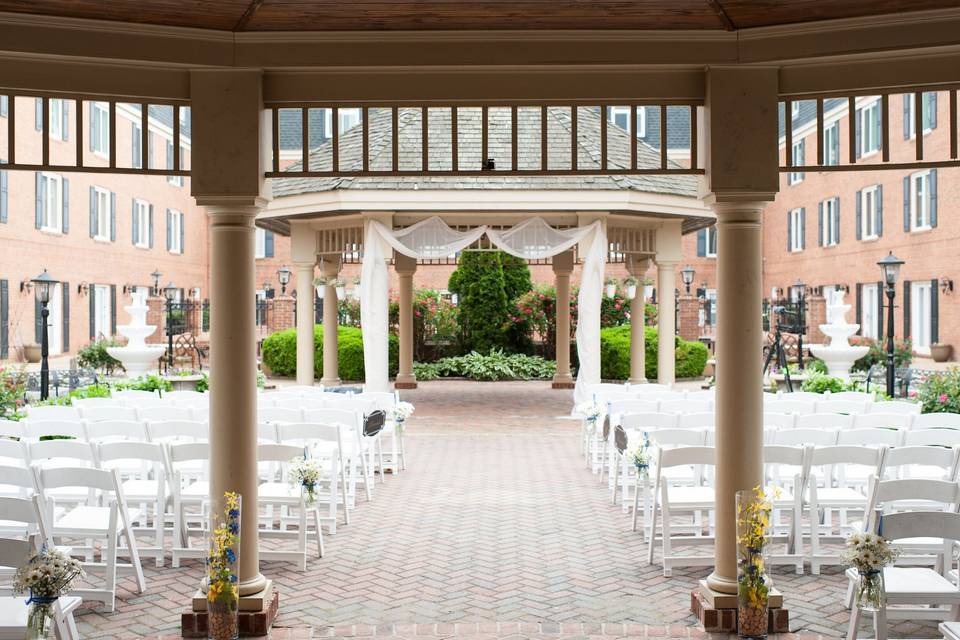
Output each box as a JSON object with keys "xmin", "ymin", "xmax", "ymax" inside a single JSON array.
[{"xmin": 0, "ymin": 0, "xmax": 956, "ymax": 32}]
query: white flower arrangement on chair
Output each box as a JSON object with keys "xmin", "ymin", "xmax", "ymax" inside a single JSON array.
[
  {"xmin": 576, "ymin": 401, "xmax": 603, "ymax": 433},
  {"xmin": 842, "ymin": 531, "xmax": 899, "ymax": 611},
  {"xmin": 13, "ymin": 547, "xmax": 84, "ymax": 638},
  {"xmin": 631, "ymin": 432, "xmax": 653, "ymax": 476},
  {"xmin": 389, "ymin": 401, "xmax": 415, "ymax": 433},
  {"xmin": 289, "ymin": 457, "xmax": 325, "ymax": 506}
]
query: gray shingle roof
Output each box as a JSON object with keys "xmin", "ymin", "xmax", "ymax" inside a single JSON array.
[
  {"xmin": 778, "ymin": 98, "xmax": 846, "ymax": 139},
  {"xmin": 272, "ymin": 106, "xmax": 698, "ymax": 198},
  {"xmin": 130, "ymin": 105, "xmax": 192, "ymax": 140}
]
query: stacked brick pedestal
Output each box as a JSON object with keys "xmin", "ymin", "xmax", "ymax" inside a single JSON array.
[
  {"xmin": 181, "ymin": 590, "xmax": 280, "ymax": 637},
  {"xmin": 677, "ymin": 295, "xmax": 701, "ymax": 342},
  {"xmin": 267, "ymin": 295, "xmax": 296, "ymax": 334},
  {"xmin": 690, "ymin": 583, "xmax": 789, "ymax": 634}
]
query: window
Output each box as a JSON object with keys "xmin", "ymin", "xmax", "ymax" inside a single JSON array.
[
  {"xmin": 704, "ymin": 289, "xmax": 717, "ymax": 327},
  {"xmin": 911, "ymin": 281, "xmax": 933, "ymax": 353},
  {"xmin": 788, "ymin": 140, "xmax": 805, "ymax": 185},
  {"xmin": 132, "ymin": 198, "xmax": 151, "ymax": 248},
  {"xmin": 908, "ymin": 170, "xmax": 935, "ymax": 231},
  {"xmin": 166, "ymin": 209, "xmax": 183, "ymax": 254},
  {"xmin": 0, "ymin": 159, "xmax": 7, "ymax": 224},
  {"xmin": 37, "ymin": 173, "xmax": 64, "ymax": 233},
  {"xmin": 861, "ymin": 284, "xmax": 880, "ymax": 339},
  {"xmin": 904, "ymin": 92, "xmax": 937, "ymax": 138},
  {"xmin": 823, "ymin": 121, "xmax": 840, "ymax": 166},
  {"xmin": 167, "ymin": 141, "xmax": 184, "ymax": 186},
  {"xmin": 92, "ymin": 284, "xmax": 112, "ymax": 339},
  {"xmin": 705, "ymin": 226, "xmax": 717, "ymax": 257},
  {"xmin": 819, "ymin": 197, "xmax": 840, "ymax": 247},
  {"xmin": 132, "ymin": 122, "xmax": 142, "ymax": 169},
  {"xmin": 35, "ymin": 99, "xmax": 68, "ymax": 140},
  {"xmin": 255, "ymin": 228, "xmax": 274, "ymax": 259},
  {"xmin": 788, "ymin": 207, "xmax": 804, "ymax": 252},
  {"xmin": 90, "ymin": 186, "xmax": 111, "ymax": 241},
  {"xmin": 608, "ymin": 106, "xmax": 646, "ymax": 138},
  {"xmin": 857, "ymin": 99, "xmax": 881, "ymax": 157},
  {"xmin": 323, "ymin": 108, "xmax": 362, "ymax": 139},
  {"xmin": 791, "ymin": 102, "xmax": 801, "ymax": 118},
  {"xmin": 90, "ymin": 102, "xmax": 109, "ymax": 156},
  {"xmin": 857, "ymin": 185, "xmax": 882, "ymax": 240},
  {"xmin": 0, "ymin": 96, "xmax": 7, "ymax": 118}
]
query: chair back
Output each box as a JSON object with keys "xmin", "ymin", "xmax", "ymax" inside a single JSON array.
[
  {"xmin": 0, "ymin": 496, "xmax": 50, "ymax": 542},
  {"xmin": 660, "ymin": 399, "xmax": 712, "ymax": 414},
  {"xmin": 782, "ymin": 391, "xmax": 823, "ymax": 402},
  {"xmin": 763, "ymin": 444, "xmax": 807, "ymax": 467},
  {"xmin": 147, "ymin": 420, "xmax": 207, "ymax": 442},
  {"xmin": 23, "ymin": 420, "xmax": 86, "ymax": 440},
  {"xmin": 871, "ymin": 400, "xmax": 921, "ymax": 415},
  {"xmin": 875, "ymin": 510, "xmax": 960, "ymax": 543},
  {"xmin": 588, "ymin": 383, "xmax": 627, "ymax": 396},
  {"xmin": 809, "ymin": 444, "xmax": 885, "ymax": 468},
  {"xmin": 256, "ymin": 443, "xmax": 307, "ymax": 463},
  {"xmin": 903, "ymin": 429, "xmax": 960, "ymax": 447},
  {"xmin": 869, "ymin": 476, "xmax": 960, "ymax": 508},
  {"xmin": 763, "ymin": 412, "xmax": 796, "ymax": 429},
  {"xmin": 257, "ymin": 407, "xmax": 304, "ymax": 424},
  {"xmin": 277, "ymin": 422, "xmax": 342, "ymax": 447},
  {"xmin": 676, "ymin": 412, "xmax": 715, "ymax": 429},
  {"xmin": 84, "ymin": 419, "xmax": 147, "ymax": 442},
  {"xmin": 607, "ymin": 399, "xmax": 659, "ymax": 417},
  {"xmin": 837, "ymin": 428, "xmax": 902, "ymax": 447},
  {"xmin": 620, "ymin": 412, "xmax": 678, "ymax": 431},
  {"xmin": 98, "ymin": 440, "xmax": 165, "ymax": 466},
  {"xmin": 165, "ymin": 441, "xmax": 211, "ymax": 466},
  {"xmin": 772, "ymin": 428, "xmax": 838, "ymax": 446},
  {"xmin": 257, "ymin": 422, "xmax": 278, "ymax": 443},
  {"xmin": 0, "ymin": 439, "xmax": 26, "ymax": 465},
  {"xmin": 829, "ymin": 391, "xmax": 874, "ymax": 402},
  {"xmin": 0, "ymin": 536, "xmax": 33, "ymax": 571},
  {"xmin": 264, "ymin": 392, "xmax": 308, "ymax": 407},
  {"xmin": 28, "ymin": 440, "xmax": 98, "ymax": 468},
  {"xmin": 911, "ymin": 413, "xmax": 960, "ymax": 430},
  {"xmin": 657, "ymin": 445, "xmax": 715, "ymax": 468},
  {"xmin": 766, "ymin": 399, "xmax": 817, "ymax": 415},
  {"xmin": 112, "ymin": 389, "xmax": 161, "ymax": 404},
  {"xmin": 25, "ymin": 405, "xmax": 81, "ymax": 421},
  {"xmin": 795, "ymin": 412, "xmax": 853, "ymax": 430},
  {"xmin": 79, "ymin": 406, "xmax": 138, "ymax": 422},
  {"xmin": 136, "ymin": 406, "xmax": 192, "ymax": 422},
  {"xmin": 71, "ymin": 397, "xmax": 119, "ymax": 409},
  {"xmin": 0, "ymin": 419, "xmax": 24, "ymax": 440},
  {"xmin": 356, "ymin": 392, "xmax": 397, "ymax": 410},
  {"xmin": 363, "ymin": 410, "xmax": 386, "ymax": 437},
  {"xmin": 648, "ymin": 428, "xmax": 707, "ymax": 447},
  {"xmin": 883, "ymin": 445, "xmax": 959, "ymax": 480},
  {"xmin": 37, "ymin": 466, "xmax": 119, "ymax": 493},
  {"xmin": 302, "ymin": 408, "xmax": 361, "ymax": 430},
  {"xmin": 819, "ymin": 399, "xmax": 869, "ymax": 415},
  {"xmin": 853, "ymin": 413, "xmax": 913, "ymax": 430},
  {"xmin": 0, "ymin": 464, "xmax": 37, "ymax": 495},
  {"xmin": 164, "ymin": 390, "xmax": 208, "ymax": 406}
]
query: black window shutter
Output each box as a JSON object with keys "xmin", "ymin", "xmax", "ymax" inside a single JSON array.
[
  {"xmin": 61, "ymin": 177, "xmax": 69, "ymax": 234},
  {"xmin": 930, "ymin": 168, "xmax": 938, "ymax": 228},
  {"xmin": 855, "ymin": 190, "xmax": 862, "ymax": 240},
  {"xmin": 166, "ymin": 209, "xmax": 172, "ymax": 251},
  {"xmin": 265, "ymin": 230, "xmax": 275, "ymax": 257},
  {"xmin": 132, "ymin": 123, "xmax": 141, "ymax": 168},
  {"xmin": 876, "ymin": 282, "xmax": 884, "ymax": 339},
  {"xmin": 800, "ymin": 207, "xmax": 806, "ymax": 250},
  {"xmin": 89, "ymin": 285, "xmax": 96, "ymax": 339},
  {"xmin": 875, "ymin": 100, "xmax": 882, "ymax": 152},
  {"xmin": 818, "ymin": 201, "xmax": 824, "ymax": 246},
  {"xmin": 89, "ymin": 186, "xmax": 96, "ymax": 238},
  {"xmin": 89, "ymin": 103, "xmax": 96, "ymax": 152},
  {"xmin": 62, "ymin": 282, "xmax": 69, "ymax": 353},
  {"xmin": 903, "ymin": 176, "xmax": 910, "ymax": 232},
  {"xmin": 903, "ymin": 280, "xmax": 912, "ymax": 338},
  {"xmin": 876, "ymin": 184, "xmax": 884, "ymax": 237},
  {"xmin": 696, "ymin": 229, "xmax": 706, "ymax": 256},
  {"xmin": 855, "ymin": 283, "xmax": 863, "ymax": 334},
  {"xmin": 110, "ymin": 192, "xmax": 116, "ymax": 241},
  {"xmin": 928, "ymin": 92, "xmax": 938, "ymax": 130},
  {"xmin": 903, "ymin": 94, "xmax": 911, "ymax": 139},
  {"xmin": 0, "ymin": 279, "xmax": 7, "ymax": 360},
  {"xmin": 110, "ymin": 285, "xmax": 117, "ymax": 336},
  {"xmin": 35, "ymin": 173, "xmax": 43, "ymax": 229},
  {"xmin": 34, "ymin": 297, "xmax": 41, "ymax": 344},
  {"xmin": 931, "ymin": 278, "xmax": 939, "ymax": 344}
]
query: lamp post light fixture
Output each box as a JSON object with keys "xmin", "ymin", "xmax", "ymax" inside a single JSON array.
[
  {"xmin": 277, "ymin": 265, "xmax": 292, "ymax": 295},
  {"xmin": 162, "ymin": 282, "xmax": 178, "ymax": 372},
  {"xmin": 794, "ymin": 278, "xmax": 807, "ymax": 370},
  {"xmin": 878, "ymin": 252, "xmax": 905, "ymax": 398},
  {"xmin": 31, "ymin": 270, "xmax": 56, "ymax": 401},
  {"xmin": 150, "ymin": 269, "xmax": 162, "ymax": 297},
  {"xmin": 680, "ymin": 265, "xmax": 695, "ymax": 295}
]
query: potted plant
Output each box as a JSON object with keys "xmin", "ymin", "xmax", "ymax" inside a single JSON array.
[
  {"xmin": 930, "ymin": 343, "xmax": 953, "ymax": 363},
  {"xmin": 335, "ymin": 279, "xmax": 346, "ymax": 299},
  {"xmin": 604, "ymin": 277, "xmax": 618, "ymax": 298},
  {"xmin": 22, "ymin": 343, "xmax": 41, "ymax": 363},
  {"xmin": 623, "ymin": 276, "xmax": 638, "ymax": 301}
]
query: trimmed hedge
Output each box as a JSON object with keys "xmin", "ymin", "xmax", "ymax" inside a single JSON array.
[
  {"xmin": 600, "ymin": 325, "xmax": 708, "ymax": 381},
  {"xmin": 261, "ymin": 325, "xmax": 398, "ymax": 381}
]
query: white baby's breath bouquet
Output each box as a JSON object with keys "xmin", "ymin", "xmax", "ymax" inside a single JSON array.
[
  {"xmin": 631, "ymin": 432, "xmax": 653, "ymax": 476},
  {"xmin": 842, "ymin": 531, "xmax": 899, "ymax": 611},
  {"xmin": 289, "ymin": 456, "xmax": 324, "ymax": 506},
  {"xmin": 576, "ymin": 401, "xmax": 604, "ymax": 433},
  {"xmin": 390, "ymin": 401, "xmax": 415, "ymax": 433},
  {"xmin": 13, "ymin": 547, "xmax": 84, "ymax": 638}
]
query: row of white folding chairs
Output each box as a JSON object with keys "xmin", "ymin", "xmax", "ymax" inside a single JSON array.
[
  {"xmin": 19, "ymin": 404, "xmax": 210, "ymax": 424},
  {"xmin": 764, "ymin": 396, "xmax": 921, "ymax": 416},
  {"xmin": 627, "ymin": 442, "xmax": 960, "ymax": 576}
]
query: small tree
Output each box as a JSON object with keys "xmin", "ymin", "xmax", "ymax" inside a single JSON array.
[{"xmin": 448, "ymin": 251, "xmax": 512, "ymax": 353}]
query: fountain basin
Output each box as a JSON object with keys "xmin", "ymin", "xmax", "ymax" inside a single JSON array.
[
  {"xmin": 809, "ymin": 344, "xmax": 869, "ymax": 382},
  {"xmin": 107, "ymin": 344, "xmax": 166, "ymax": 376}
]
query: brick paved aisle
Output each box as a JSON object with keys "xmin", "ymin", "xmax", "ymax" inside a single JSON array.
[{"xmin": 77, "ymin": 380, "xmax": 934, "ymax": 639}]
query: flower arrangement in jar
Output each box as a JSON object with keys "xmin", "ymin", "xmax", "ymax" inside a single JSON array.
[
  {"xmin": 389, "ymin": 401, "xmax": 415, "ymax": 434},
  {"xmin": 207, "ymin": 491, "xmax": 241, "ymax": 640},
  {"xmin": 13, "ymin": 547, "xmax": 84, "ymax": 639},
  {"xmin": 576, "ymin": 401, "xmax": 603, "ymax": 434},
  {"xmin": 842, "ymin": 531, "xmax": 899, "ymax": 611},
  {"xmin": 631, "ymin": 432, "xmax": 652, "ymax": 477},
  {"xmin": 289, "ymin": 456, "xmax": 324, "ymax": 506},
  {"xmin": 736, "ymin": 486, "xmax": 776, "ymax": 639}
]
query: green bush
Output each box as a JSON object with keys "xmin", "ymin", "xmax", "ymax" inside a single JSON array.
[
  {"xmin": 448, "ymin": 252, "xmax": 512, "ymax": 353},
  {"xmin": 916, "ymin": 367, "xmax": 960, "ymax": 414},
  {"xmin": 77, "ymin": 339, "xmax": 125, "ymax": 375},
  {"xmin": 113, "ymin": 375, "xmax": 173, "ymax": 394},
  {"xmin": 261, "ymin": 325, "xmax": 398, "ymax": 382},
  {"xmin": 413, "ymin": 349, "xmax": 555, "ymax": 381},
  {"xmin": 851, "ymin": 336, "xmax": 912, "ymax": 372},
  {"xmin": 800, "ymin": 371, "xmax": 846, "ymax": 394},
  {"xmin": 599, "ymin": 325, "xmax": 709, "ymax": 381},
  {"xmin": 35, "ymin": 383, "xmax": 113, "ymax": 407}
]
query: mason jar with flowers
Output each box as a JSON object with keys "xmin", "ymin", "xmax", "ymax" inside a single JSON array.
[
  {"xmin": 842, "ymin": 531, "xmax": 899, "ymax": 611},
  {"xmin": 289, "ymin": 456, "xmax": 324, "ymax": 506},
  {"xmin": 13, "ymin": 547, "xmax": 84, "ymax": 639},
  {"xmin": 576, "ymin": 401, "xmax": 603, "ymax": 435},
  {"xmin": 631, "ymin": 432, "xmax": 652, "ymax": 477},
  {"xmin": 389, "ymin": 401, "xmax": 415, "ymax": 434}
]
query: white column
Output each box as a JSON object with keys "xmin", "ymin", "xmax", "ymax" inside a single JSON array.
[
  {"xmin": 552, "ymin": 249, "xmax": 575, "ymax": 388},
  {"xmin": 395, "ymin": 252, "xmax": 417, "ymax": 389},
  {"xmin": 206, "ymin": 203, "xmax": 267, "ymax": 596},
  {"xmin": 627, "ymin": 255, "xmax": 650, "ymax": 384},
  {"xmin": 656, "ymin": 261, "xmax": 677, "ymax": 385},
  {"xmin": 295, "ymin": 261, "xmax": 315, "ymax": 386},
  {"xmin": 319, "ymin": 256, "xmax": 342, "ymax": 387}
]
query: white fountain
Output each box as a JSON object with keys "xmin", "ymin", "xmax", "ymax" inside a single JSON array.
[
  {"xmin": 808, "ymin": 292, "xmax": 870, "ymax": 382},
  {"xmin": 107, "ymin": 289, "xmax": 167, "ymax": 376}
]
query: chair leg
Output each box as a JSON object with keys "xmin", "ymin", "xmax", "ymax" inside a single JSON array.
[
  {"xmin": 339, "ymin": 457, "xmax": 350, "ymax": 526},
  {"xmin": 104, "ymin": 506, "xmax": 119, "ymax": 613},
  {"xmin": 631, "ymin": 480, "xmax": 641, "ymax": 532},
  {"xmin": 846, "ymin": 603, "xmax": 861, "ymax": 640},
  {"xmin": 646, "ymin": 492, "xmax": 659, "ymax": 565},
  {"xmin": 611, "ymin": 453, "xmax": 620, "ymax": 505},
  {"xmin": 298, "ymin": 502, "xmax": 307, "ymax": 571},
  {"xmin": 121, "ymin": 507, "xmax": 147, "ymax": 594},
  {"xmin": 359, "ymin": 450, "xmax": 373, "ymax": 501},
  {"xmin": 312, "ymin": 508, "xmax": 324, "ymax": 558},
  {"xmin": 660, "ymin": 494, "xmax": 673, "ymax": 577},
  {"xmin": 874, "ymin": 603, "xmax": 888, "ymax": 640}
]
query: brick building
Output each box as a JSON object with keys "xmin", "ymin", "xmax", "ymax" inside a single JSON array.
[{"xmin": 0, "ymin": 97, "xmax": 208, "ymax": 361}]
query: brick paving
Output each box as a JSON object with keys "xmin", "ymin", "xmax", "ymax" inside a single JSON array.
[{"xmin": 75, "ymin": 381, "xmax": 937, "ymax": 639}]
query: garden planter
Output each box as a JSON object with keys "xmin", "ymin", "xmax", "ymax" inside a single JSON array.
[
  {"xmin": 605, "ymin": 283, "xmax": 617, "ymax": 298},
  {"xmin": 23, "ymin": 344, "xmax": 41, "ymax": 363},
  {"xmin": 626, "ymin": 284, "xmax": 637, "ymax": 300},
  {"xmin": 931, "ymin": 343, "xmax": 953, "ymax": 363},
  {"xmin": 164, "ymin": 374, "xmax": 204, "ymax": 391}
]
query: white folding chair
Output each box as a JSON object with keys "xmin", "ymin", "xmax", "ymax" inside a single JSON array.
[
  {"xmin": 764, "ymin": 412, "xmax": 796, "ymax": 430},
  {"xmin": 258, "ymin": 407, "xmax": 304, "ymax": 424},
  {"xmin": 84, "ymin": 420, "xmax": 148, "ymax": 443},
  {"xmin": 806, "ymin": 445, "xmax": 886, "ymax": 574},
  {"xmin": 21, "ymin": 420, "xmax": 86, "ymax": 441},
  {"xmin": 302, "ymin": 408, "xmax": 373, "ymax": 500},
  {"xmin": 166, "ymin": 442, "xmax": 211, "ymax": 566},
  {"xmin": 762, "ymin": 444, "xmax": 806, "ymax": 574},
  {"xmin": 36, "ymin": 466, "xmax": 146, "ymax": 611},
  {"xmin": 870, "ymin": 400, "xmax": 922, "ymax": 416},
  {"xmin": 659, "ymin": 399, "xmax": 712, "ymax": 414},
  {"xmin": 0, "ymin": 495, "xmax": 52, "ymax": 546},
  {"xmin": 796, "ymin": 412, "xmax": 854, "ymax": 430},
  {"xmin": 97, "ymin": 441, "xmax": 166, "ymax": 568},
  {"xmin": 630, "ymin": 428, "xmax": 707, "ymax": 537},
  {"xmin": 676, "ymin": 412, "xmax": 714, "ymax": 429},
  {"xmin": 911, "ymin": 413, "xmax": 960, "ymax": 430},
  {"xmin": 256, "ymin": 443, "xmax": 324, "ymax": 568},
  {"xmin": 0, "ymin": 533, "xmax": 81, "ymax": 640},
  {"xmin": 25, "ymin": 406, "xmax": 80, "ymax": 421},
  {"xmin": 766, "ymin": 398, "xmax": 817, "ymax": 415},
  {"xmin": 819, "ymin": 399, "xmax": 870, "ymax": 415},
  {"xmin": 277, "ymin": 423, "xmax": 347, "ymax": 533},
  {"xmin": 883, "ymin": 445, "xmax": 960, "ymax": 482},
  {"xmin": 146, "ymin": 420, "xmax": 207, "ymax": 443},
  {"xmin": 847, "ymin": 511, "xmax": 960, "ymax": 640},
  {"xmin": 646, "ymin": 445, "xmax": 715, "ymax": 575},
  {"xmin": 852, "ymin": 413, "xmax": 914, "ymax": 431},
  {"xmin": 136, "ymin": 406, "xmax": 192, "ymax": 422},
  {"xmin": 78, "ymin": 406, "xmax": 138, "ymax": 422}
]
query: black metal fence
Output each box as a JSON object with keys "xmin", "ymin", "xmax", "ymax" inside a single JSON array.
[{"xmin": 165, "ymin": 301, "xmax": 204, "ymax": 336}]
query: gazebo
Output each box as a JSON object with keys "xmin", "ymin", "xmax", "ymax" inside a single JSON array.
[{"xmin": 262, "ymin": 106, "xmax": 713, "ymax": 397}]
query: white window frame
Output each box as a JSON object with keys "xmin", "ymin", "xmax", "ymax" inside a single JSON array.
[
  {"xmin": 789, "ymin": 208, "xmax": 803, "ymax": 252},
  {"xmin": 133, "ymin": 198, "xmax": 150, "ymax": 248},
  {"xmin": 608, "ymin": 106, "xmax": 646, "ymax": 138},
  {"xmin": 910, "ymin": 170, "xmax": 932, "ymax": 231},
  {"xmin": 39, "ymin": 172, "xmax": 63, "ymax": 233},
  {"xmin": 168, "ymin": 209, "xmax": 183, "ymax": 254},
  {"xmin": 91, "ymin": 102, "xmax": 109, "ymax": 157},
  {"xmin": 705, "ymin": 226, "xmax": 717, "ymax": 257},
  {"xmin": 823, "ymin": 120, "xmax": 840, "ymax": 166},
  {"xmin": 788, "ymin": 140, "xmax": 804, "ymax": 185},
  {"xmin": 861, "ymin": 283, "xmax": 879, "ymax": 339},
  {"xmin": 167, "ymin": 143, "xmax": 185, "ymax": 187},
  {"xmin": 92, "ymin": 186, "xmax": 110, "ymax": 241},
  {"xmin": 859, "ymin": 99, "xmax": 881, "ymax": 157},
  {"xmin": 860, "ymin": 185, "xmax": 879, "ymax": 240},
  {"xmin": 911, "ymin": 281, "xmax": 932, "ymax": 354},
  {"xmin": 132, "ymin": 122, "xmax": 142, "ymax": 169},
  {"xmin": 93, "ymin": 283, "xmax": 111, "ymax": 338},
  {"xmin": 48, "ymin": 99, "xmax": 65, "ymax": 141},
  {"xmin": 791, "ymin": 102, "xmax": 801, "ymax": 118},
  {"xmin": 821, "ymin": 197, "xmax": 839, "ymax": 247},
  {"xmin": 905, "ymin": 93, "xmax": 935, "ymax": 139},
  {"xmin": 324, "ymin": 108, "xmax": 362, "ymax": 138},
  {"xmin": 255, "ymin": 227, "xmax": 267, "ymax": 259}
]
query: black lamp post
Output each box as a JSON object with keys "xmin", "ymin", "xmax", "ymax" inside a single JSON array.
[
  {"xmin": 878, "ymin": 252, "xmax": 904, "ymax": 398},
  {"xmin": 680, "ymin": 265, "xmax": 695, "ymax": 295},
  {"xmin": 163, "ymin": 282, "xmax": 177, "ymax": 372},
  {"xmin": 151, "ymin": 269, "xmax": 162, "ymax": 297},
  {"xmin": 32, "ymin": 270, "xmax": 56, "ymax": 401},
  {"xmin": 794, "ymin": 278, "xmax": 807, "ymax": 370},
  {"xmin": 277, "ymin": 265, "xmax": 291, "ymax": 295}
]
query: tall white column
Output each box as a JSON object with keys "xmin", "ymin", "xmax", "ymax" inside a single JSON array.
[
  {"xmin": 706, "ymin": 203, "xmax": 766, "ymax": 594},
  {"xmin": 627, "ymin": 256, "xmax": 650, "ymax": 384},
  {"xmin": 552, "ymin": 250, "xmax": 575, "ymax": 389},
  {"xmin": 206, "ymin": 203, "xmax": 266, "ymax": 596},
  {"xmin": 319, "ymin": 256, "xmax": 342, "ymax": 387},
  {"xmin": 295, "ymin": 261, "xmax": 316, "ymax": 386},
  {"xmin": 395, "ymin": 252, "xmax": 418, "ymax": 389},
  {"xmin": 656, "ymin": 261, "xmax": 677, "ymax": 385}
]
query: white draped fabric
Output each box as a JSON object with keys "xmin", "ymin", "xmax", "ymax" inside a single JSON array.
[{"xmin": 359, "ymin": 216, "xmax": 606, "ymax": 404}]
